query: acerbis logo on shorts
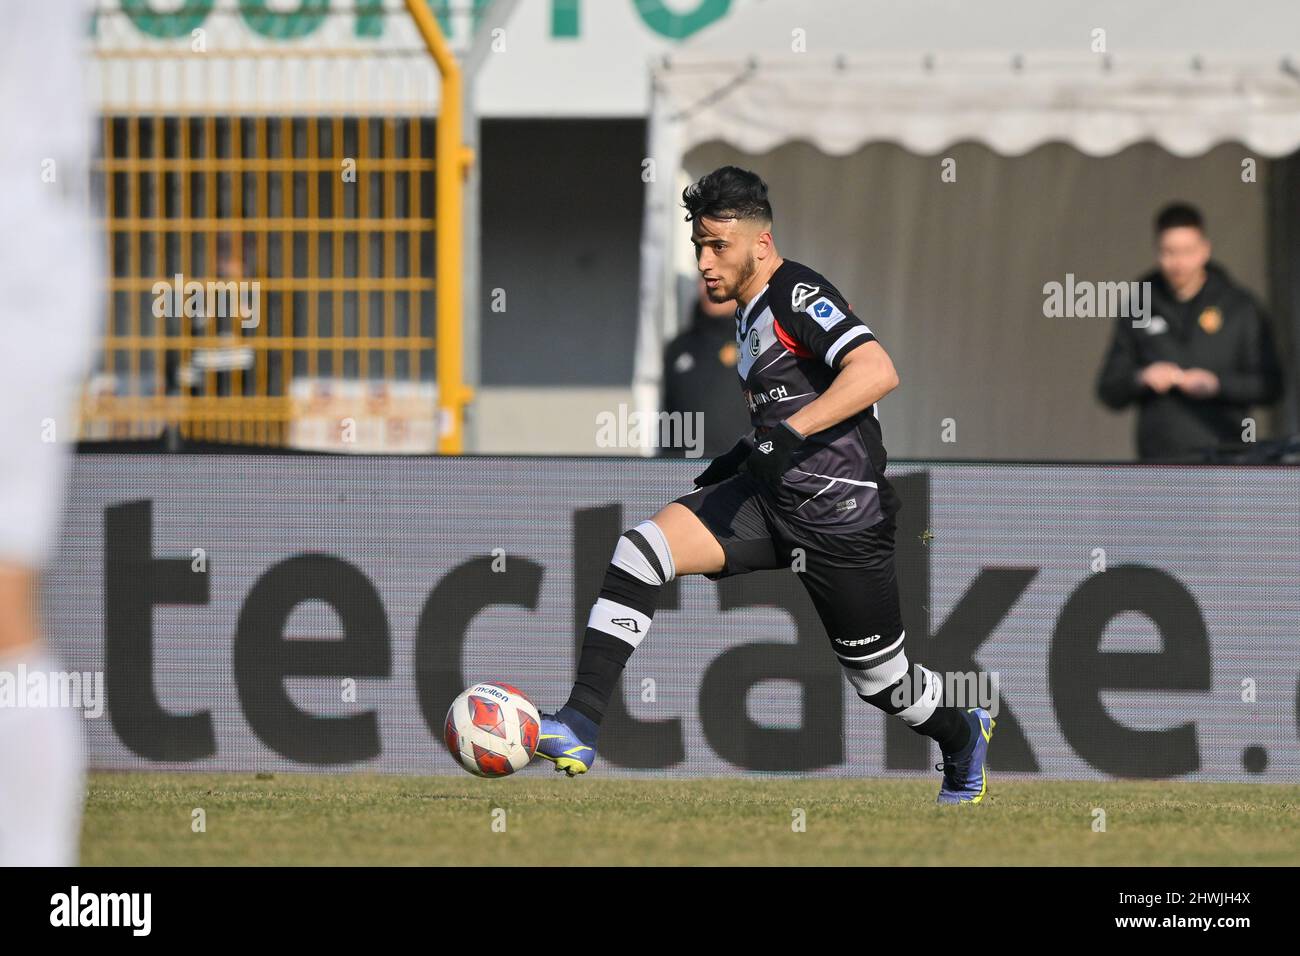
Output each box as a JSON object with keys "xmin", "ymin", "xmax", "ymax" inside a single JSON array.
[
  {"xmin": 757, "ymin": 441, "xmax": 774, "ymax": 454},
  {"xmin": 835, "ymin": 634, "xmax": 881, "ymax": 647}
]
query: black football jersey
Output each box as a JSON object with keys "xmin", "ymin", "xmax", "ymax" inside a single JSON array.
[{"xmin": 735, "ymin": 259, "xmax": 900, "ymax": 531}]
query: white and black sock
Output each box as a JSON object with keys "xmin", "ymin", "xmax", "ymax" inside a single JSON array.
[
  {"xmin": 841, "ymin": 640, "xmax": 972, "ymax": 755},
  {"xmin": 561, "ymin": 520, "xmax": 675, "ymax": 740}
]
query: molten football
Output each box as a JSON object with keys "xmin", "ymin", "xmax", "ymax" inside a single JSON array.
[{"xmin": 443, "ymin": 681, "xmax": 542, "ymax": 777}]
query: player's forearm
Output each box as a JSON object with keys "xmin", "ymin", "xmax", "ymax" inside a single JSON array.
[{"xmin": 785, "ymin": 344, "xmax": 898, "ymax": 436}]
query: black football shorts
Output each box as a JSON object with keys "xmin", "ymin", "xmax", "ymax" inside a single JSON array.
[{"xmin": 672, "ymin": 472, "xmax": 904, "ymax": 657}]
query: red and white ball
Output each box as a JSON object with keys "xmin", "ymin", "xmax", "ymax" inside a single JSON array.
[{"xmin": 443, "ymin": 681, "xmax": 541, "ymax": 777}]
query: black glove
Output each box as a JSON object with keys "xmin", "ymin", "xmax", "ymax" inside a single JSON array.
[
  {"xmin": 693, "ymin": 435, "xmax": 755, "ymax": 488},
  {"xmin": 739, "ymin": 421, "xmax": 806, "ymax": 492}
]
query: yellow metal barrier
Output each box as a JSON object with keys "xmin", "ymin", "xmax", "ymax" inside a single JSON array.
[
  {"xmin": 85, "ymin": 1, "xmax": 471, "ymax": 452},
  {"xmin": 405, "ymin": 0, "xmax": 475, "ymax": 453}
]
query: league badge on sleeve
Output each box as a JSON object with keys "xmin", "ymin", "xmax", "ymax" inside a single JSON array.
[{"xmin": 807, "ymin": 296, "xmax": 845, "ymax": 331}]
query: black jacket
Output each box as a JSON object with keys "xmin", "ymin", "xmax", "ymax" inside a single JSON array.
[
  {"xmin": 661, "ymin": 305, "xmax": 752, "ymax": 458},
  {"xmin": 1096, "ymin": 262, "xmax": 1283, "ymax": 460}
]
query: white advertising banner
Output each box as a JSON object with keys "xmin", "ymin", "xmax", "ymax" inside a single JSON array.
[{"xmin": 43, "ymin": 455, "xmax": 1300, "ymax": 782}]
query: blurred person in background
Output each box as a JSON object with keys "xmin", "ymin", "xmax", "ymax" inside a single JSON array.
[
  {"xmin": 165, "ymin": 237, "xmax": 253, "ymax": 401},
  {"xmin": 162, "ymin": 238, "xmax": 254, "ymax": 448},
  {"xmin": 0, "ymin": 0, "xmax": 98, "ymax": 865},
  {"xmin": 1096, "ymin": 202, "xmax": 1284, "ymax": 460},
  {"xmin": 660, "ymin": 277, "xmax": 752, "ymax": 458}
]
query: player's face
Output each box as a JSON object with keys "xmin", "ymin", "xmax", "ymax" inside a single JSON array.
[
  {"xmin": 692, "ymin": 216, "xmax": 760, "ymax": 304},
  {"xmin": 1157, "ymin": 226, "xmax": 1210, "ymax": 293}
]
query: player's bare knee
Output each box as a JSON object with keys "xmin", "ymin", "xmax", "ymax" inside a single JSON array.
[{"xmin": 647, "ymin": 505, "xmax": 724, "ymax": 576}]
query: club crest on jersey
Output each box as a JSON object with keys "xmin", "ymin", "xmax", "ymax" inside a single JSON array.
[
  {"xmin": 748, "ymin": 327, "xmax": 761, "ymax": 356},
  {"xmin": 791, "ymin": 282, "xmax": 820, "ymax": 311}
]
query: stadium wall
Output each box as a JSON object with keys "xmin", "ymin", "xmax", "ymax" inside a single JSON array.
[{"xmin": 44, "ymin": 454, "xmax": 1300, "ymax": 782}]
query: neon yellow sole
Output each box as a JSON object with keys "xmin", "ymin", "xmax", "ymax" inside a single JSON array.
[{"xmin": 535, "ymin": 751, "xmax": 588, "ymax": 776}]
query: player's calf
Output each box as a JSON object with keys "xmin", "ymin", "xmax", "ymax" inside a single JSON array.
[
  {"xmin": 538, "ymin": 519, "xmax": 676, "ymax": 775},
  {"xmin": 839, "ymin": 639, "xmax": 991, "ymax": 799}
]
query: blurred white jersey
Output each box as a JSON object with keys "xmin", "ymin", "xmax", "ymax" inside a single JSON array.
[{"xmin": 0, "ymin": 0, "xmax": 100, "ymax": 567}]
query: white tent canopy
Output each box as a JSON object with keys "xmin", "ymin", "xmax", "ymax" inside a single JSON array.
[
  {"xmin": 650, "ymin": 53, "xmax": 1300, "ymax": 160},
  {"xmin": 634, "ymin": 0, "xmax": 1300, "ymax": 454}
]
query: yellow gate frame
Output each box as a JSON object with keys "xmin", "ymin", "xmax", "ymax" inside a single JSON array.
[{"xmin": 407, "ymin": 0, "xmax": 475, "ymax": 453}]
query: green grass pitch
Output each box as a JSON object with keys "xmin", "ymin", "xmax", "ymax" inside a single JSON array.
[{"xmin": 80, "ymin": 771, "xmax": 1300, "ymax": 866}]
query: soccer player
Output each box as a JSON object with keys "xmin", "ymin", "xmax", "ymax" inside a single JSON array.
[
  {"xmin": 538, "ymin": 167, "xmax": 995, "ymax": 803},
  {"xmin": 0, "ymin": 0, "xmax": 99, "ymax": 864}
]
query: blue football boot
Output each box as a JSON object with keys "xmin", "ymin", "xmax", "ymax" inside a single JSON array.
[
  {"xmin": 936, "ymin": 707, "xmax": 995, "ymax": 804},
  {"xmin": 535, "ymin": 707, "xmax": 598, "ymax": 776}
]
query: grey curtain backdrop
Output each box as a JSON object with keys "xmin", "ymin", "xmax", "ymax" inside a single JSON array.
[{"xmin": 684, "ymin": 140, "xmax": 1275, "ymax": 460}]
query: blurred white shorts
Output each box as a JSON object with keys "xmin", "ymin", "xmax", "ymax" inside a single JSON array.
[{"xmin": 0, "ymin": 0, "xmax": 99, "ymax": 567}]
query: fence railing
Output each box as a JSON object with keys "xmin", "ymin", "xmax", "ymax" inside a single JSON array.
[{"xmin": 84, "ymin": 0, "xmax": 471, "ymax": 451}]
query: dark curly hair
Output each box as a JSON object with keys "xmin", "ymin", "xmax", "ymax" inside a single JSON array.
[{"xmin": 681, "ymin": 166, "xmax": 773, "ymax": 224}]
